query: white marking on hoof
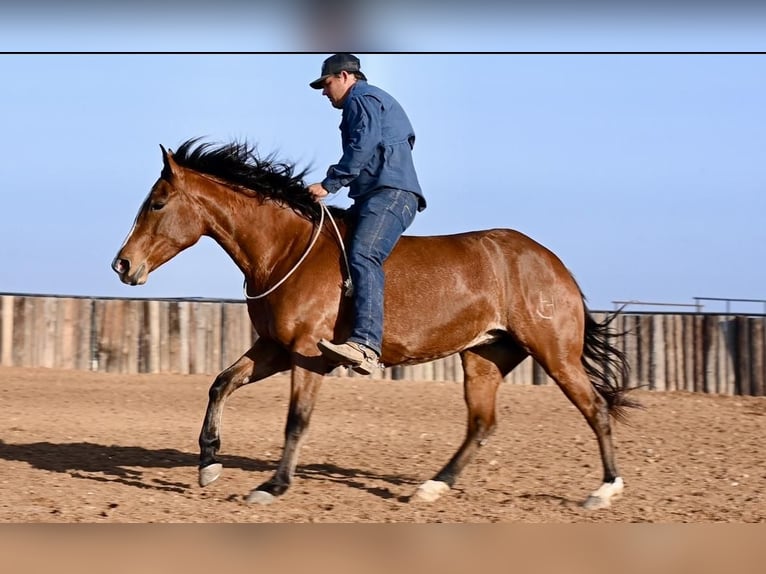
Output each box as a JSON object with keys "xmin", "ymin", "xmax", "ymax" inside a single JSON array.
[
  {"xmin": 198, "ymin": 463, "xmax": 222, "ymax": 487},
  {"xmin": 583, "ymin": 477, "xmax": 624, "ymax": 510},
  {"xmin": 413, "ymin": 480, "xmax": 451, "ymax": 502},
  {"xmin": 246, "ymin": 489, "xmax": 276, "ymax": 505}
]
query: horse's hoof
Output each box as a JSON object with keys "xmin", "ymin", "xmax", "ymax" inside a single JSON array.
[
  {"xmin": 582, "ymin": 477, "xmax": 624, "ymax": 510},
  {"xmin": 413, "ymin": 480, "xmax": 450, "ymax": 502},
  {"xmin": 582, "ymin": 495, "xmax": 611, "ymax": 510},
  {"xmin": 246, "ymin": 489, "xmax": 276, "ymax": 505},
  {"xmin": 199, "ymin": 463, "xmax": 223, "ymax": 487}
]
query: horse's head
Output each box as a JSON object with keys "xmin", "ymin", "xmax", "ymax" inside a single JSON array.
[{"xmin": 112, "ymin": 145, "xmax": 207, "ymax": 286}]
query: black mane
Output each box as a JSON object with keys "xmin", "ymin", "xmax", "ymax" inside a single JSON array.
[{"xmin": 170, "ymin": 137, "xmax": 343, "ymax": 221}]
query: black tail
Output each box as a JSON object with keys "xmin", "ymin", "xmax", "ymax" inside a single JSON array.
[{"xmin": 581, "ymin": 307, "xmax": 643, "ymax": 422}]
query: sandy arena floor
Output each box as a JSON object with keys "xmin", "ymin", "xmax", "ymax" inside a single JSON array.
[{"xmin": 0, "ymin": 366, "xmax": 763, "ymax": 522}]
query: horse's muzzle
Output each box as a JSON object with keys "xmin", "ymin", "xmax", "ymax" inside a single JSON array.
[{"xmin": 111, "ymin": 256, "xmax": 146, "ymax": 286}]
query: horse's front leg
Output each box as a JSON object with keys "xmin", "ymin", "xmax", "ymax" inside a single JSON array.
[
  {"xmin": 246, "ymin": 352, "xmax": 328, "ymax": 504},
  {"xmin": 198, "ymin": 337, "xmax": 291, "ymax": 487}
]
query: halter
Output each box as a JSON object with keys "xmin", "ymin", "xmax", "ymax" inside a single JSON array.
[{"xmin": 243, "ymin": 202, "xmax": 353, "ymax": 300}]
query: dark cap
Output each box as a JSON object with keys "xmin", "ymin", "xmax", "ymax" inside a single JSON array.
[{"xmin": 309, "ymin": 53, "xmax": 367, "ymax": 89}]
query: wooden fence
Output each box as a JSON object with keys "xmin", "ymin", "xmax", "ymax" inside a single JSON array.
[{"xmin": 1, "ymin": 293, "xmax": 764, "ymax": 396}]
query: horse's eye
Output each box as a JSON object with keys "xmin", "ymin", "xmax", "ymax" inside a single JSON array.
[{"xmin": 150, "ymin": 202, "xmax": 165, "ymax": 211}]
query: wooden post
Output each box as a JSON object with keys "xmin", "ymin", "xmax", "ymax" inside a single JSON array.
[
  {"xmin": 158, "ymin": 301, "xmax": 171, "ymax": 373},
  {"xmin": 664, "ymin": 315, "xmax": 677, "ymax": 391},
  {"xmin": 703, "ymin": 315, "xmax": 718, "ymax": 394},
  {"xmin": 432, "ymin": 357, "xmax": 445, "ymax": 381},
  {"xmin": 651, "ymin": 314, "xmax": 666, "ymax": 391},
  {"xmin": 531, "ymin": 359, "xmax": 547, "ymax": 386},
  {"xmin": 166, "ymin": 301, "xmax": 179, "ymax": 373},
  {"xmin": 672, "ymin": 315, "xmax": 684, "ymax": 391},
  {"xmin": 509, "ymin": 355, "xmax": 531, "ymax": 385},
  {"xmin": 638, "ymin": 315, "xmax": 653, "ymax": 390},
  {"xmin": 147, "ymin": 299, "xmax": 161, "ymax": 373},
  {"xmin": 1, "ymin": 295, "xmax": 13, "ymax": 366},
  {"xmin": 16, "ymin": 296, "xmax": 30, "ymax": 367},
  {"xmin": 108, "ymin": 298, "xmax": 123, "ymax": 373},
  {"xmin": 44, "ymin": 297, "xmax": 58, "ymax": 368},
  {"xmin": 179, "ymin": 301, "xmax": 190, "ymax": 374},
  {"xmin": 191, "ymin": 301, "xmax": 205, "ymax": 374},
  {"xmin": 749, "ymin": 317, "xmax": 764, "ymax": 396},
  {"xmin": 57, "ymin": 298, "xmax": 76, "ymax": 370},
  {"xmin": 76, "ymin": 298, "xmax": 93, "ymax": 371},
  {"xmin": 444, "ymin": 354, "xmax": 456, "ymax": 382},
  {"xmin": 523, "ymin": 355, "xmax": 535, "ymax": 385},
  {"xmin": 614, "ymin": 312, "xmax": 628, "ymax": 390},
  {"xmin": 94, "ymin": 298, "xmax": 114, "ymax": 372},
  {"xmin": 139, "ymin": 300, "xmax": 151, "ymax": 373},
  {"xmin": 221, "ymin": 302, "xmax": 240, "ymax": 370},
  {"xmin": 193, "ymin": 302, "xmax": 208, "ymax": 375},
  {"xmin": 693, "ymin": 315, "xmax": 705, "ymax": 393},
  {"xmin": 91, "ymin": 299, "xmax": 104, "ymax": 371},
  {"xmin": 125, "ymin": 300, "xmax": 142, "ymax": 374},
  {"xmin": 110, "ymin": 298, "xmax": 126, "ymax": 373},
  {"xmin": 624, "ymin": 315, "xmax": 639, "ymax": 389},
  {"xmin": 717, "ymin": 317, "xmax": 732, "ymax": 395},
  {"xmin": 423, "ymin": 360, "xmax": 435, "ymax": 382},
  {"xmin": 209, "ymin": 302, "xmax": 222, "ymax": 374},
  {"xmin": 735, "ymin": 316, "xmax": 751, "ymax": 396},
  {"xmin": 33, "ymin": 297, "xmax": 46, "ymax": 367},
  {"xmin": 682, "ymin": 314, "xmax": 695, "ymax": 392}
]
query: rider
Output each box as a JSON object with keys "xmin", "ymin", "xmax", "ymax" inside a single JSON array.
[{"xmin": 307, "ymin": 53, "xmax": 427, "ymax": 374}]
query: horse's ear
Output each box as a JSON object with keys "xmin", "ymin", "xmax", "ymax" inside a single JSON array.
[{"xmin": 160, "ymin": 144, "xmax": 178, "ymax": 178}]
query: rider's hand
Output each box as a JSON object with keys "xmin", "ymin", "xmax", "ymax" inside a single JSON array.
[{"xmin": 308, "ymin": 183, "xmax": 329, "ymax": 201}]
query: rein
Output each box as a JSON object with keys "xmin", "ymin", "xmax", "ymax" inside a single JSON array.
[{"xmin": 243, "ymin": 202, "xmax": 353, "ymax": 300}]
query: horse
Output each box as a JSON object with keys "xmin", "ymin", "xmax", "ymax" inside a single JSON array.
[{"xmin": 112, "ymin": 137, "xmax": 640, "ymax": 509}]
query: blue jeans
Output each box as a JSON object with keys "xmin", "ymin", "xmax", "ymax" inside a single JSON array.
[{"xmin": 346, "ymin": 188, "xmax": 419, "ymax": 356}]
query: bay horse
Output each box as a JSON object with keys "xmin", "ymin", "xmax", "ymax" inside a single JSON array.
[{"xmin": 112, "ymin": 138, "xmax": 640, "ymax": 509}]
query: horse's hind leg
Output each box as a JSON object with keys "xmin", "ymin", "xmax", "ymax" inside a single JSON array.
[
  {"xmin": 414, "ymin": 341, "xmax": 527, "ymax": 502},
  {"xmin": 198, "ymin": 338, "xmax": 291, "ymax": 487},
  {"xmin": 538, "ymin": 355, "xmax": 623, "ymax": 509}
]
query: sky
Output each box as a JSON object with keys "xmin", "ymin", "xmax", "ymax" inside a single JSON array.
[{"xmin": 1, "ymin": 3, "xmax": 765, "ymax": 313}]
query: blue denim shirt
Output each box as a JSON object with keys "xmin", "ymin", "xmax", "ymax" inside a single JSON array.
[{"xmin": 321, "ymin": 81, "xmax": 426, "ymax": 211}]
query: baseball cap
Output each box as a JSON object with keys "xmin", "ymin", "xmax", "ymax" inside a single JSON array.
[{"xmin": 309, "ymin": 53, "xmax": 367, "ymax": 89}]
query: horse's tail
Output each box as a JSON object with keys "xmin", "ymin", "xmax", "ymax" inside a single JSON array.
[{"xmin": 581, "ymin": 305, "xmax": 644, "ymax": 422}]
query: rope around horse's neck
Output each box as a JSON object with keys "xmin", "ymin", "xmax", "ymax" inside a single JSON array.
[{"xmin": 242, "ymin": 202, "xmax": 353, "ymax": 300}]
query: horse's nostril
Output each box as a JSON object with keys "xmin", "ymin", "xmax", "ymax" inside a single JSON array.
[{"xmin": 112, "ymin": 257, "xmax": 130, "ymax": 274}]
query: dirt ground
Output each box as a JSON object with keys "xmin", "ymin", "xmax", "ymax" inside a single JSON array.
[{"xmin": 0, "ymin": 365, "xmax": 763, "ymax": 523}]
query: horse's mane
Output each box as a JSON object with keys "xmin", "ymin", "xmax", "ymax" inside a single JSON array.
[{"xmin": 171, "ymin": 137, "xmax": 345, "ymax": 222}]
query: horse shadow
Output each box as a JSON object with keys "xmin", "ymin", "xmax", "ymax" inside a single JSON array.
[{"xmin": 0, "ymin": 439, "xmax": 417, "ymax": 500}]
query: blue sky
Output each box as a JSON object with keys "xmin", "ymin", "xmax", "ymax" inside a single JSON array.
[{"xmin": 1, "ymin": 4, "xmax": 765, "ymax": 312}]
